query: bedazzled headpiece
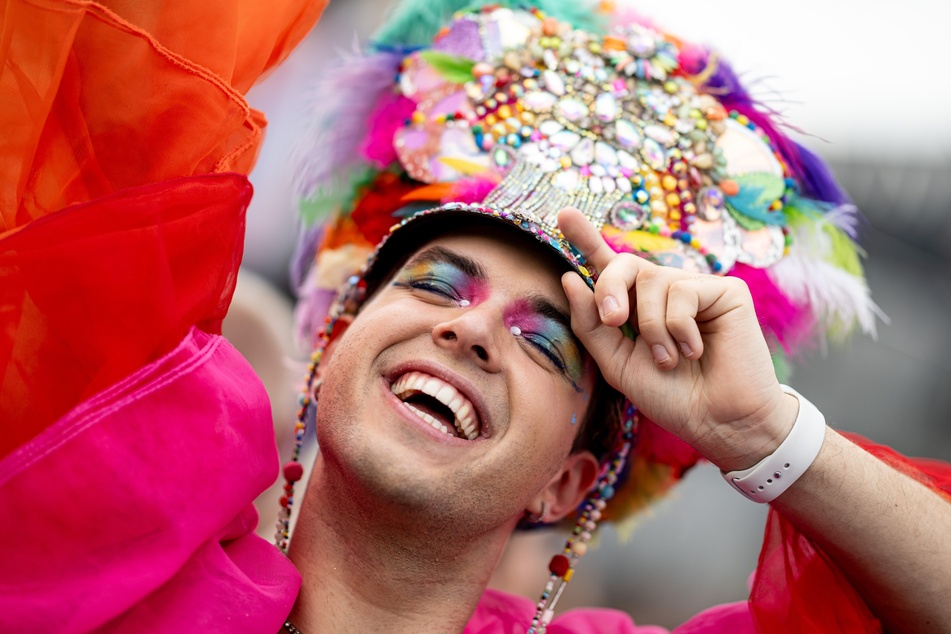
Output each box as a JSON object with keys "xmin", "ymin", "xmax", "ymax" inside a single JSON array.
[{"xmin": 281, "ymin": 2, "xmax": 879, "ymax": 629}]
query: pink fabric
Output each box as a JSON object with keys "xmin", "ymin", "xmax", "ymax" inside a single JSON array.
[
  {"xmin": 465, "ymin": 588, "xmax": 753, "ymax": 633},
  {"xmin": 0, "ymin": 327, "xmax": 301, "ymax": 633}
]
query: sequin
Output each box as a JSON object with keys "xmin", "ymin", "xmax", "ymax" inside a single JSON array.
[
  {"xmin": 570, "ymin": 138, "xmax": 595, "ymax": 165},
  {"xmin": 552, "ymin": 167, "xmax": 581, "ymax": 191},
  {"xmin": 640, "ymin": 138, "xmax": 666, "ymax": 170},
  {"xmin": 549, "ymin": 130, "xmax": 581, "ymax": 151},
  {"xmin": 556, "ymin": 97, "xmax": 589, "ymax": 122},
  {"xmin": 543, "ymin": 70, "xmax": 566, "ymax": 96},
  {"xmin": 628, "ymin": 31, "xmax": 656, "ymax": 58},
  {"xmin": 698, "ymin": 186, "xmax": 725, "ymax": 221},
  {"xmin": 614, "ymin": 119, "xmax": 641, "ymax": 148},
  {"xmin": 616, "ymin": 149, "xmax": 640, "ymax": 170},
  {"xmin": 523, "ymin": 90, "xmax": 558, "ymax": 112},
  {"xmin": 609, "ymin": 200, "xmax": 647, "ymax": 230},
  {"xmin": 594, "ymin": 92, "xmax": 618, "ymax": 121},
  {"xmin": 538, "ymin": 120, "xmax": 564, "ymax": 136},
  {"xmin": 595, "ymin": 141, "xmax": 618, "ymax": 166},
  {"xmin": 644, "ymin": 124, "xmax": 674, "ymax": 146}
]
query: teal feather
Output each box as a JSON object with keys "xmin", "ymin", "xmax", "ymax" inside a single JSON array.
[
  {"xmin": 373, "ymin": 0, "xmax": 605, "ymax": 49},
  {"xmin": 724, "ymin": 172, "xmax": 787, "ymax": 228}
]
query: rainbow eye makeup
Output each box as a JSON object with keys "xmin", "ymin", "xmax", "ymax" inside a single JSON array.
[
  {"xmin": 393, "ymin": 249, "xmax": 487, "ymax": 305},
  {"xmin": 505, "ymin": 298, "xmax": 585, "ymax": 391}
]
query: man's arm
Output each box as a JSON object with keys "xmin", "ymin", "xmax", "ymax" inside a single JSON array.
[
  {"xmin": 557, "ymin": 207, "xmax": 951, "ymax": 633},
  {"xmin": 771, "ymin": 426, "xmax": 951, "ymax": 633}
]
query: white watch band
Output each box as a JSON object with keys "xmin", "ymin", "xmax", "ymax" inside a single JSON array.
[{"xmin": 722, "ymin": 385, "xmax": 826, "ymax": 503}]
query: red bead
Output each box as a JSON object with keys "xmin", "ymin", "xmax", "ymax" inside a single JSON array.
[
  {"xmin": 283, "ymin": 461, "xmax": 304, "ymax": 482},
  {"xmin": 279, "ymin": 496, "xmax": 289, "ymax": 508},
  {"xmin": 549, "ymin": 554, "xmax": 570, "ymax": 577}
]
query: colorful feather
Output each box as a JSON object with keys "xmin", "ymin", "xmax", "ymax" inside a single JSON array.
[
  {"xmin": 768, "ymin": 200, "xmax": 885, "ymax": 340},
  {"xmin": 443, "ymin": 175, "xmax": 499, "ymax": 204},
  {"xmin": 373, "ymin": 0, "xmax": 606, "ymax": 50},
  {"xmin": 292, "ymin": 44, "xmax": 402, "ymax": 201},
  {"xmin": 361, "ymin": 93, "xmax": 417, "ymax": 169},
  {"xmin": 729, "ymin": 263, "xmax": 813, "ymax": 353}
]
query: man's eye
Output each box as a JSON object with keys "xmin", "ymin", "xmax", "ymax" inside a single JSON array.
[
  {"xmin": 395, "ymin": 277, "xmax": 461, "ymax": 301},
  {"xmin": 523, "ymin": 335, "xmax": 567, "ymax": 373}
]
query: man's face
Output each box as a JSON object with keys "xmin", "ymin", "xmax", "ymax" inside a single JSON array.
[{"xmin": 314, "ymin": 226, "xmax": 596, "ymax": 535}]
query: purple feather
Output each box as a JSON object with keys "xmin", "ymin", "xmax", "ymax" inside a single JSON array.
[
  {"xmin": 290, "ymin": 223, "xmax": 324, "ymax": 293},
  {"xmin": 293, "ymin": 47, "xmax": 403, "ymax": 199},
  {"xmin": 694, "ymin": 53, "xmax": 853, "ymax": 214}
]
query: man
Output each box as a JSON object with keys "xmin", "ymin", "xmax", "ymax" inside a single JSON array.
[
  {"xmin": 270, "ymin": 3, "xmax": 951, "ymax": 631},
  {"xmin": 280, "ymin": 202, "xmax": 951, "ymax": 633},
  {"xmin": 2, "ymin": 1, "xmax": 948, "ymax": 632}
]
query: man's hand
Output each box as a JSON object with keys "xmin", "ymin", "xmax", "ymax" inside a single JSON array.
[{"xmin": 557, "ymin": 207, "xmax": 798, "ymax": 471}]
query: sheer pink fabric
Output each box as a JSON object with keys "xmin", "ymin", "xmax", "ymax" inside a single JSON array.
[{"xmin": 0, "ymin": 326, "xmax": 300, "ymax": 632}]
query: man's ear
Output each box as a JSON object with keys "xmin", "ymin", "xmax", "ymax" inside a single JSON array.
[{"xmin": 534, "ymin": 450, "xmax": 600, "ymax": 522}]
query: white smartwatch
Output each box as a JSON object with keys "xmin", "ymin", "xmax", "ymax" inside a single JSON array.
[{"xmin": 722, "ymin": 385, "xmax": 827, "ymax": 503}]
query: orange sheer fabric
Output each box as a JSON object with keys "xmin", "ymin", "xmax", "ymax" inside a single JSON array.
[{"xmin": 0, "ymin": 0, "xmax": 327, "ymax": 233}]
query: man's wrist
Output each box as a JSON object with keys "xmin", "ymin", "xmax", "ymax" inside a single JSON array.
[
  {"xmin": 721, "ymin": 386, "xmax": 827, "ymax": 503},
  {"xmin": 709, "ymin": 389, "xmax": 799, "ymax": 474}
]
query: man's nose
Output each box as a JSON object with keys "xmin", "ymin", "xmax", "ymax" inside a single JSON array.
[{"xmin": 431, "ymin": 308, "xmax": 502, "ymax": 373}]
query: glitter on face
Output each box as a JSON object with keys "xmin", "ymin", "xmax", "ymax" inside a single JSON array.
[
  {"xmin": 571, "ymin": 413, "xmax": 577, "ymax": 425},
  {"xmin": 504, "ymin": 298, "xmax": 585, "ymax": 391},
  {"xmin": 392, "ymin": 251, "xmax": 488, "ymax": 306}
]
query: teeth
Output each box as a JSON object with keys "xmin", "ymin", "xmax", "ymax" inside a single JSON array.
[
  {"xmin": 391, "ymin": 371, "xmax": 479, "ymax": 440},
  {"xmin": 404, "ymin": 403, "xmax": 453, "ymax": 436}
]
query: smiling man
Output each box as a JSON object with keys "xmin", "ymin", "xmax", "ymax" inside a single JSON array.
[
  {"xmin": 276, "ymin": 3, "xmax": 951, "ymax": 632},
  {"xmin": 283, "ymin": 203, "xmax": 951, "ymax": 634},
  {"xmin": 3, "ymin": 1, "xmax": 949, "ymax": 633}
]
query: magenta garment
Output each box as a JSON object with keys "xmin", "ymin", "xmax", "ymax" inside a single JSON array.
[
  {"xmin": 466, "ymin": 588, "xmax": 754, "ymax": 633},
  {"xmin": 0, "ymin": 327, "xmax": 301, "ymax": 633}
]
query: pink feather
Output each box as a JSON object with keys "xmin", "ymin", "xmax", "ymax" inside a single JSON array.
[
  {"xmin": 442, "ymin": 175, "xmax": 500, "ymax": 204},
  {"xmin": 728, "ymin": 263, "xmax": 814, "ymax": 353},
  {"xmin": 360, "ymin": 92, "xmax": 417, "ymax": 168}
]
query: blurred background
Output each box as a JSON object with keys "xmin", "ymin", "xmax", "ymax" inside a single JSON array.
[{"xmin": 224, "ymin": 0, "xmax": 951, "ymax": 628}]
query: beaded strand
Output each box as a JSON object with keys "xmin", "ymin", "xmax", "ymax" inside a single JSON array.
[
  {"xmin": 527, "ymin": 402, "xmax": 639, "ymax": 633},
  {"xmin": 274, "ymin": 277, "xmax": 363, "ymax": 554}
]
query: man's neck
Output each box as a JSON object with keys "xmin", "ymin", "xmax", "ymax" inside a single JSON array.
[{"xmin": 287, "ymin": 459, "xmax": 513, "ymax": 633}]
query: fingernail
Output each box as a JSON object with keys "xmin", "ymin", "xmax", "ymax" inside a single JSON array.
[
  {"xmin": 679, "ymin": 341, "xmax": 693, "ymax": 358},
  {"xmin": 651, "ymin": 345, "xmax": 670, "ymax": 364},
  {"xmin": 600, "ymin": 295, "xmax": 619, "ymax": 319}
]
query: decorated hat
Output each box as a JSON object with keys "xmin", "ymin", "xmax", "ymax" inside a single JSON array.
[{"xmin": 281, "ymin": 1, "xmax": 879, "ymax": 629}]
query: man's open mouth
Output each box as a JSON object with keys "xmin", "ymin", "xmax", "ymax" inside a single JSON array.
[{"xmin": 390, "ymin": 371, "xmax": 481, "ymax": 440}]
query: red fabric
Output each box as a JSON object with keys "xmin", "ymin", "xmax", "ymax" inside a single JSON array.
[
  {"xmin": 750, "ymin": 433, "xmax": 951, "ymax": 632},
  {"xmin": 0, "ymin": 173, "xmax": 252, "ymax": 458}
]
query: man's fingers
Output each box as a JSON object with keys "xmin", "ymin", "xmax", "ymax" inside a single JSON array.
[
  {"xmin": 632, "ymin": 267, "xmax": 682, "ymax": 367},
  {"xmin": 561, "ymin": 272, "xmax": 633, "ymax": 385},
  {"xmin": 557, "ymin": 208, "xmax": 622, "ymax": 273}
]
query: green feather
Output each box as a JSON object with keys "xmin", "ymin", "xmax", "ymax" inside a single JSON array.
[
  {"xmin": 784, "ymin": 197, "xmax": 865, "ymax": 276},
  {"xmin": 373, "ymin": 0, "xmax": 605, "ymax": 49},
  {"xmin": 418, "ymin": 50, "xmax": 476, "ymax": 83},
  {"xmin": 299, "ymin": 166, "xmax": 378, "ymax": 226}
]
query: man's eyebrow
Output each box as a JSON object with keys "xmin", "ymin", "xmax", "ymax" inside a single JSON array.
[
  {"xmin": 403, "ymin": 246, "xmax": 487, "ymax": 280},
  {"xmin": 527, "ymin": 294, "xmax": 584, "ymax": 354}
]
